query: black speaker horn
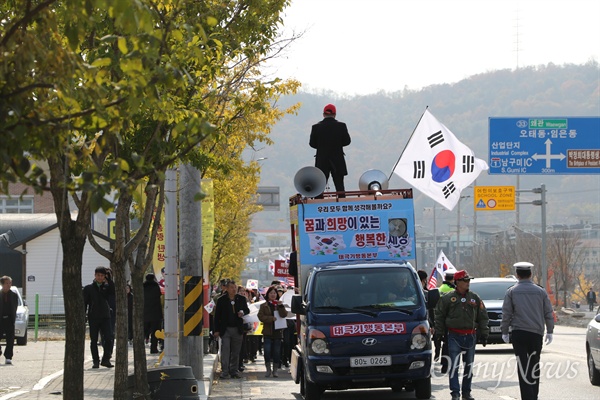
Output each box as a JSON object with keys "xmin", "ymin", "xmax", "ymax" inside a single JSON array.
[{"xmin": 294, "ymin": 166, "xmax": 326, "ymax": 197}]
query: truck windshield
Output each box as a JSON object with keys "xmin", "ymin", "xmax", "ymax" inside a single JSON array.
[{"xmin": 312, "ymin": 268, "xmax": 420, "ymax": 311}]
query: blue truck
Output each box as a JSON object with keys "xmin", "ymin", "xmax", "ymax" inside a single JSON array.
[{"xmin": 289, "ymin": 189, "xmax": 432, "ymax": 400}]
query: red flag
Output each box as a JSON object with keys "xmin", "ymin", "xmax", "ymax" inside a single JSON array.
[{"xmin": 427, "ymin": 267, "xmax": 438, "ymax": 290}]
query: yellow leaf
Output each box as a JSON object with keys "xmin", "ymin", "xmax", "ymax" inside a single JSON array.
[
  {"xmin": 91, "ymin": 58, "xmax": 112, "ymax": 68},
  {"xmin": 172, "ymin": 30, "xmax": 183, "ymax": 41},
  {"xmin": 117, "ymin": 37, "xmax": 128, "ymax": 54}
]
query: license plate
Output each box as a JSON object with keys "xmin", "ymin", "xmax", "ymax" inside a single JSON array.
[
  {"xmin": 349, "ymin": 355, "xmax": 391, "ymax": 368},
  {"xmin": 491, "ymin": 326, "xmax": 501, "ymax": 332}
]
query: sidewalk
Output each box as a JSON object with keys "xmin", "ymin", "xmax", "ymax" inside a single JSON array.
[
  {"xmin": 208, "ymin": 357, "xmax": 296, "ymax": 400},
  {"xmin": 14, "ymin": 347, "xmax": 218, "ymax": 400}
]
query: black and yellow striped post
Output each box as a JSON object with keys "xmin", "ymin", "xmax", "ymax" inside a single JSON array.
[{"xmin": 183, "ymin": 276, "xmax": 203, "ymax": 336}]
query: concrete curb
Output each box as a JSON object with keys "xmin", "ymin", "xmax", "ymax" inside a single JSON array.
[{"xmin": 198, "ymin": 353, "xmax": 218, "ymax": 399}]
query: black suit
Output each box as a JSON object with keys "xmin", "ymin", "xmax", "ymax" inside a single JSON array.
[
  {"xmin": 309, "ymin": 117, "xmax": 351, "ymax": 196},
  {"xmin": 0, "ymin": 289, "xmax": 18, "ymax": 360}
]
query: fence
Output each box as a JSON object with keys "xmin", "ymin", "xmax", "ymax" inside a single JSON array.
[{"xmin": 25, "ymin": 294, "xmax": 66, "ymax": 332}]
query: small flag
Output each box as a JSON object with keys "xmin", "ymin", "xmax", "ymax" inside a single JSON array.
[
  {"xmin": 427, "ymin": 267, "xmax": 438, "ymax": 290},
  {"xmin": 246, "ymin": 279, "xmax": 258, "ymax": 290},
  {"xmin": 268, "ymin": 260, "xmax": 275, "ymax": 275},
  {"xmin": 392, "ymin": 109, "xmax": 489, "ymax": 210},
  {"xmin": 435, "ymin": 250, "xmax": 457, "ymax": 280}
]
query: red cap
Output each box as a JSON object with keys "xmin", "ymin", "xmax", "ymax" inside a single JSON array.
[
  {"xmin": 453, "ymin": 270, "xmax": 472, "ymax": 281},
  {"xmin": 323, "ymin": 104, "xmax": 336, "ymax": 115}
]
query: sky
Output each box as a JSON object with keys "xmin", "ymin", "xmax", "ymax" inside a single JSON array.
[{"xmin": 267, "ymin": 0, "xmax": 600, "ymax": 96}]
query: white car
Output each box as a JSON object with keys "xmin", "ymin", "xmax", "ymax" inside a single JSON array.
[
  {"xmin": 586, "ymin": 306, "xmax": 600, "ymax": 385},
  {"xmin": 4, "ymin": 287, "xmax": 29, "ymax": 345}
]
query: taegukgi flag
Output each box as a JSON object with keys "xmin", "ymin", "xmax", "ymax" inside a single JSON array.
[
  {"xmin": 392, "ymin": 109, "xmax": 489, "ymax": 210},
  {"xmin": 435, "ymin": 250, "xmax": 457, "ymax": 280}
]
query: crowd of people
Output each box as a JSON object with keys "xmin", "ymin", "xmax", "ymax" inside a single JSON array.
[{"xmin": 211, "ymin": 279, "xmax": 297, "ymax": 379}]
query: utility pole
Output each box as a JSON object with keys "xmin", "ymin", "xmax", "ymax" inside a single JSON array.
[
  {"xmin": 179, "ymin": 164, "xmax": 204, "ymax": 382},
  {"xmin": 162, "ymin": 167, "xmax": 179, "ymax": 366},
  {"xmin": 517, "ymin": 185, "xmax": 547, "ymax": 286}
]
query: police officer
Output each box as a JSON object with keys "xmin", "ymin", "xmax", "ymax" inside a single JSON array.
[
  {"xmin": 435, "ymin": 270, "xmax": 489, "ymax": 400},
  {"xmin": 500, "ymin": 262, "xmax": 554, "ymax": 400},
  {"xmin": 439, "ymin": 271, "xmax": 456, "ymax": 293}
]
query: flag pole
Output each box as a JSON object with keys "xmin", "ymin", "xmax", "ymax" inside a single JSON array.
[{"xmin": 388, "ymin": 106, "xmax": 429, "ymax": 181}]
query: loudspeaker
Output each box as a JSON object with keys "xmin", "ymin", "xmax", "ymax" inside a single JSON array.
[
  {"xmin": 294, "ymin": 166, "xmax": 326, "ymax": 197},
  {"xmin": 358, "ymin": 169, "xmax": 389, "ymax": 191}
]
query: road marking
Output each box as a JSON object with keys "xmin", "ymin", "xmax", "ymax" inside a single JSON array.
[
  {"xmin": 32, "ymin": 369, "xmax": 64, "ymax": 390},
  {"xmin": 0, "ymin": 391, "xmax": 28, "ymax": 400}
]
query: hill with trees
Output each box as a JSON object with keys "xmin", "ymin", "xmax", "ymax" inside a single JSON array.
[{"xmin": 255, "ymin": 61, "xmax": 600, "ymax": 234}]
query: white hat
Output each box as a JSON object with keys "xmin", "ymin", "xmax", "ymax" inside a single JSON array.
[{"xmin": 513, "ymin": 261, "xmax": 534, "ymax": 270}]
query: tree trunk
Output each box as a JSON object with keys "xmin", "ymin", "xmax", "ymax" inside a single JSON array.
[
  {"xmin": 113, "ymin": 259, "xmax": 129, "ymax": 400},
  {"xmin": 62, "ymin": 226, "xmax": 87, "ymax": 399},
  {"xmin": 113, "ymin": 194, "xmax": 134, "ymax": 399},
  {"xmin": 48, "ymin": 156, "xmax": 89, "ymax": 400},
  {"xmin": 132, "ymin": 235, "xmax": 152, "ymax": 399}
]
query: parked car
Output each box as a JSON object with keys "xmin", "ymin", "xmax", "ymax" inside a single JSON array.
[
  {"xmin": 0, "ymin": 287, "xmax": 29, "ymax": 346},
  {"xmin": 468, "ymin": 276, "xmax": 518, "ymax": 344},
  {"xmin": 586, "ymin": 306, "xmax": 600, "ymax": 385}
]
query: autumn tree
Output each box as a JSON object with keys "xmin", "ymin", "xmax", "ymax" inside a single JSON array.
[
  {"xmin": 1, "ymin": 0, "xmax": 297, "ymax": 398},
  {"xmin": 548, "ymin": 228, "xmax": 584, "ymax": 307}
]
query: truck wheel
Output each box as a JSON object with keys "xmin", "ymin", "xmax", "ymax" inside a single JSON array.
[
  {"xmin": 302, "ymin": 369, "xmax": 322, "ymax": 400},
  {"xmin": 16, "ymin": 328, "xmax": 28, "ymax": 346},
  {"xmin": 414, "ymin": 377, "xmax": 431, "ymax": 399}
]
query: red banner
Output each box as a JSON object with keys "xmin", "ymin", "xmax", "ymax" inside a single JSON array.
[{"xmin": 274, "ymin": 260, "xmax": 292, "ymax": 277}]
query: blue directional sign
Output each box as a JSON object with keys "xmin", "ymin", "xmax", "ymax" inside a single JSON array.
[{"xmin": 489, "ymin": 117, "xmax": 600, "ymax": 175}]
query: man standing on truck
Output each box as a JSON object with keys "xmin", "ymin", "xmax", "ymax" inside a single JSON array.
[
  {"xmin": 435, "ymin": 270, "xmax": 489, "ymax": 400},
  {"xmin": 309, "ymin": 103, "xmax": 351, "ymax": 197}
]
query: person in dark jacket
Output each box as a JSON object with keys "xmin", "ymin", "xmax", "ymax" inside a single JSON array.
[
  {"xmin": 258, "ymin": 285, "xmax": 288, "ymax": 378},
  {"xmin": 213, "ymin": 280, "xmax": 250, "ymax": 379},
  {"xmin": 0, "ymin": 276, "xmax": 19, "ymax": 365},
  {"xmin": 143, "ymin": 274, "xmax": 163, "ymax": 354},
  {"xmin": 309, "ymin": 103, "xmax": 351, "ymax": 197},
  {"xmin": 83, "ymin": 267, "xmax": 115, "ymax": 368}
]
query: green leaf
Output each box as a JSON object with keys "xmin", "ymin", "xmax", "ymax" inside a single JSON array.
[{"xmin": 64, "ymin": 22, "xmax": 80, "ymax": 51}]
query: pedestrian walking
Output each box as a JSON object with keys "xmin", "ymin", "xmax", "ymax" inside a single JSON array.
[
  {"xmin": 143, "ymin": 273, "xmax": 163, "ymax": 354},
  {"xmin": 501, "ymin": 262, "xmax": 554, "ymax": 400},
  {"xmin": 309, "ymin": 103, "xmax": 351, "ymax": 197},
  {"xmin": 587, "ymin": 288, "xmax": 597, "ymax": 312},
  {"xmin": 83, "ymin": 267, "xmax": 115, "ymax": 368},
  {"xmin": 0, "ymin": 276, "xmax": 18, "ymax": 365},
  {"xmin": 258, "ymin": 285, "xmax": 288, "ymax": 377},
  {"xmin": 434, "ymin": 270, "xmax": 489, "ymax": 400},
  {"xmin": 213, "ymin": 280, "xmax": 250, "ymax": 379}
]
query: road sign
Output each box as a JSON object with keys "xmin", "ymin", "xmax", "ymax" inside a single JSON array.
[
  {"xmin": 474, "ymin": 186, "xmax": 515, "ymax": 211},
  {"xmin": 489, "ymin": 117, "xmax": 600, "ymax": 174}
]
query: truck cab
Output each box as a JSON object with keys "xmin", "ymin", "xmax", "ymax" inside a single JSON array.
[{"xmin": 288, "ymin": 188, "xmax": 431, "ymax": 399}]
